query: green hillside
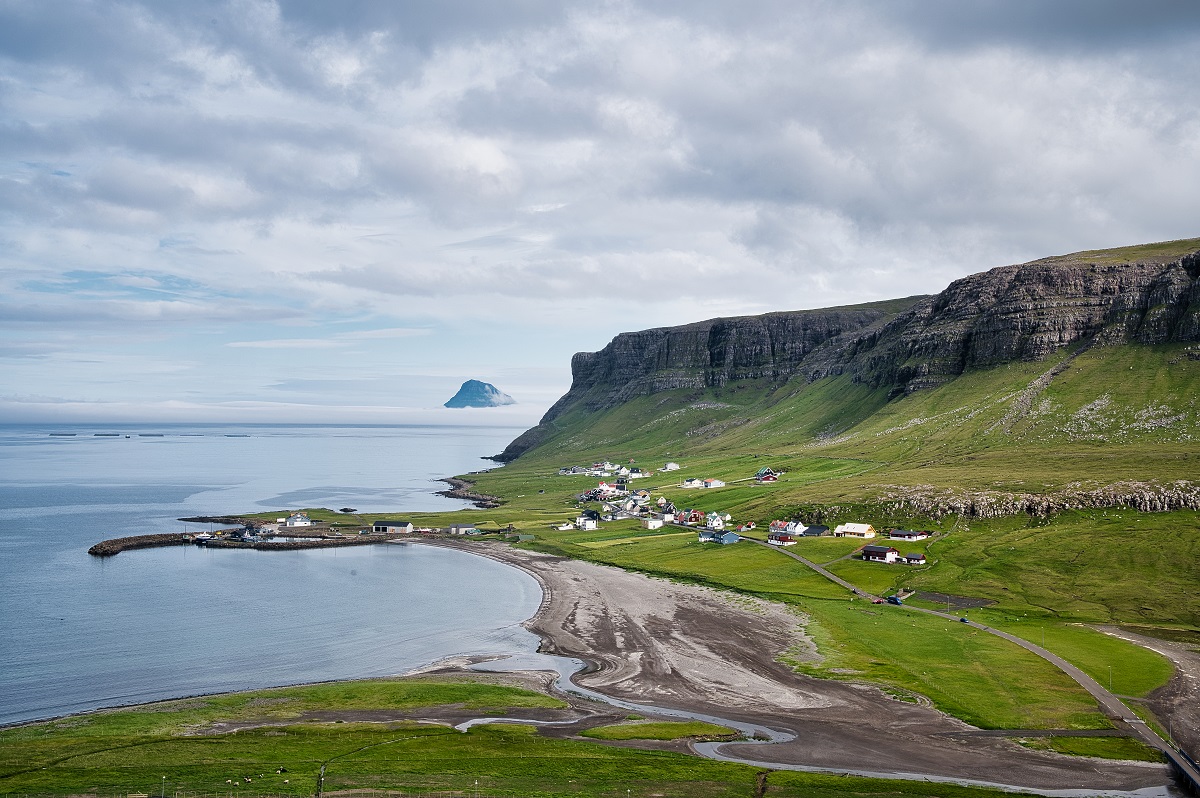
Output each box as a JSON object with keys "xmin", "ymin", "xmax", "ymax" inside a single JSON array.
[{"xmin": 454, "ymin": 341, "xmax": 1199, "ymax": 733}]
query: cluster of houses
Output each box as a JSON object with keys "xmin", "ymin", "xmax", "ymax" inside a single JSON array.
[
  {"xmin": 558, "ymin": 461, "xmax": 654, "ymax": 479},
  {"xmin": 765, "ymin": 522, "xmax": 930, "ymax": 564},
  {"xmin": 681, "ymin": 477, "xmax": 725, "ymax": 489},
  {"xmin": 372, "ymin": 520, "xmax": 479, "ymax": 536}
]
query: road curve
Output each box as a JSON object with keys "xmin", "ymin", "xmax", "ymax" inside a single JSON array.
[{"xmin": 746, "ymin": 537, "xmax": 1200, "ymax": 792}]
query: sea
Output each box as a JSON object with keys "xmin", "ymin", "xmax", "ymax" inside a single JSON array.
[{"xmin": 0, "ymin": 424, "xmax": 545, "ymax": 727}]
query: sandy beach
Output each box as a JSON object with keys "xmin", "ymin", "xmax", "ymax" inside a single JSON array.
[{"xmin": 433, "ymin": 540, "xmax": 1173, "ymax": 794}]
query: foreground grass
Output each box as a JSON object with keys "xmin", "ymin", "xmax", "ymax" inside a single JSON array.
[{"xmin": 0, "ymin": 680, "xmax": 1030, "ymax": 798}]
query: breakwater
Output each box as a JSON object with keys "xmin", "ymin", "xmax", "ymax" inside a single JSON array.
[
  {"xmin": 88, "ymin": 532, "xmax": 411, "ymax": 557},
  {"xmin": 87, "ymin": 533, "xmax": 191, "ymax": 557}
]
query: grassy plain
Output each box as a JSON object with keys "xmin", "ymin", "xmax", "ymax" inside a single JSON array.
[
  {"xmin": 0, "ymin": 681, "xmax": 1028, "ymax": 798},
  {"xmin": 579, "ymin": 721, "xmax": 737, "ymax": 741}
]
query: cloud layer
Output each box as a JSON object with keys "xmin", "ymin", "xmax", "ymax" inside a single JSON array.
[{"xmin": 3, "ymin": 0, "xmax": 1199, "ymax": 421}]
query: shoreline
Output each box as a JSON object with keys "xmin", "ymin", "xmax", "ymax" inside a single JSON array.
[
  {"xmin": 14, "ymin": 537, "xmax": 1176, "ymax": 794},
  {"xmin": 411, "ymin": 540, "xmax": 1173, "ymax": 795},
  {"xmin": 436, "ymin": 476, "xmax": 501, "ymax": 508}
]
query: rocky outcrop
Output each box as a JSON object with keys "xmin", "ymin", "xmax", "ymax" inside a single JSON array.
[
  {"xmin": 498, "ymin": 240, "xmax": 1200, "ymax": 461},
  {"xmin": 839, "ymin": 248, "xmax": 1200, "ymax": 397},
  {"xmin": 878, "ymin": 481, "xmax": 1200, "ymax": 519}
]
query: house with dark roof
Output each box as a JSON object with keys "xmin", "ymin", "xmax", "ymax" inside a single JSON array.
[
  {"xmin": 373, "ymin": 520, "xmax": 413, "ymax": 534},
  {"xmin": 801, "ymin": 524, "xmax": 830, "ymax": 536},
  {"xmin": 768, "ymin": 530, "xmax": 797, "ymax": 546},
  {"xmin": 889, "ymin": 529, "xmax": 930, "ymax": 541},
  {"xmin": 698, "ymin": 529, "xmax": 740, "ymax": 545},
  {"xmin": 903, "ymin": 552, "xmax": 927, "ymax": 565},
  {"xmin": 861, "ymin": 544, "xmax": 900, "ymax": 563}
]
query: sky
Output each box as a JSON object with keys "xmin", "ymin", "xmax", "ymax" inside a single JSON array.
[{"xmin": 2, "ymin": 0, "xmax": 1199, "ymax": 425}]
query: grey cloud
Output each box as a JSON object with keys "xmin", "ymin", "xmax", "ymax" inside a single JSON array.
[{"xmin": 867, "ymin": 0, "xmax": 1200, "ymax": 51}]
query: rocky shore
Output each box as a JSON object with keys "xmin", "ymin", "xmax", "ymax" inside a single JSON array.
[{"xmin": 437, "ymin": 476, "xmax": 501, "ymax": 508}]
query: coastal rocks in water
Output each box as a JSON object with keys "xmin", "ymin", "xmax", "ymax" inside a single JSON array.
[{"xmin": 444, "ymin": 380, "xmax": 516, "ymax": 408}]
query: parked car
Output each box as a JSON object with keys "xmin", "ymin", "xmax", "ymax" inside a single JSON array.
[{"xmin": 886, "ymin": 596, "xmax": 903, "ymax": 605}]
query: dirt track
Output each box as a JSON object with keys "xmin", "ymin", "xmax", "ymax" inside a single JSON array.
[{"xmin": 451, "ymin": 542, "xmax": 1173, "ymax": 794}]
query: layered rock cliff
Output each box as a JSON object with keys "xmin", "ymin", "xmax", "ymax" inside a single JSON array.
[{"xmin": 497, "ymin": 240, "xmax": 1200, "ymax": 461}]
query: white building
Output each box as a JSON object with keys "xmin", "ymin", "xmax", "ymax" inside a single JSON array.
[{"xmin": 834, "ymin": 523, "xmax": 876, "ymax": 538}]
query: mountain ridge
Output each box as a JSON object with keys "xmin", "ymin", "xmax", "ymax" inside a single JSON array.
[{"xmin": 498, "ymin": 238, "xmax": 1200, "ymax": 461}]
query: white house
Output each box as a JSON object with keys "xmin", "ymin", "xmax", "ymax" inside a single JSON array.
[
  {"xmin": 834, "ymin": 522, "xmax": 876, "ymax": 538},
  {"xmin": 373, "ymin": 520, "xmax": 413, "ymax": 534},
  {"xmin": 642, "ymin": 517, "xmax": 664, "ymax": 530},
  {"xmin": 662, "ymin": 462, "xmax": 681, "ymax": 471},
  {"xmin": 862, "ymin": 545, "xmax": 900, "ymax": 563},
  {"xmin": 703, "ymin": 478, "xmax": 726, "ymax": 489},
  {"xmin": 285, "ymin": 512, "xmax": 312, "ymax": 527},
  {"xmin": 705, "ymin": 512, "xmax": 725, "ymax": 530},
  {"xmin": 889, "ymin": 529, "xmax": 930, "ymax": 541},
  {"xmin": 575, "ymin": 516, "xmax": 598, "ymax": 531}
]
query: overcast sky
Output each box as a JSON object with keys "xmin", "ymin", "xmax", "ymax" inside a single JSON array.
[{"xmin": 3, "ymin": 0, "xmax": 1199, "ymax": 425}]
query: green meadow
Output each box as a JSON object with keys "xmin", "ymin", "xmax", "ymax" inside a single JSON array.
[{"xmin": 0, "ymin": 680, "xmax": 1029, "ymax": 798}]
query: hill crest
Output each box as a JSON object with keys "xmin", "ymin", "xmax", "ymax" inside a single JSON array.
[{"xmin": 498, "ymin": 238, "xmax": 1200, "ymax": 461}]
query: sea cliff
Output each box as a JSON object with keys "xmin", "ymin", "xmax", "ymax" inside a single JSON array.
[{"xmin": 498, "ymin": 240, "xmax": 1200, "ymax": 461}]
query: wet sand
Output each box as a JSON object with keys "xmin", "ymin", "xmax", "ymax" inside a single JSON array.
[{"xmin": 436, "ymin": 541, "xmax": 1173, "ymax": 795}]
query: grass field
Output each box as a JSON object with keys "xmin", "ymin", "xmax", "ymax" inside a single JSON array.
[
  {"xmin": 1017, "ymin": 735, "xmax": 1164, "ymax": 763},
  {"xmin": 579, "ymin": 721, "xmax": 737, "ymax": 741},
  {"xmin": 0, "ymin": 680, "xmax": 1031, "ymax": 798}
]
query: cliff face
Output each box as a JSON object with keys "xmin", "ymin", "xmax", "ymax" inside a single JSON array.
[
  {"xmin": 497, "ymin": 243, "xmax": 1200, "ymax": 461},
  {"xmin": 840, "ymin": 250, "xmax": 1200, "ymax": 396}
]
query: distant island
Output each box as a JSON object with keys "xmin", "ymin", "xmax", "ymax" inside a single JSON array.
[{"xmin": 444, "ymin": 379, "xmax": 516, "ymax": 408}]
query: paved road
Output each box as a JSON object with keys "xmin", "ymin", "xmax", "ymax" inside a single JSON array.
[{"xmin": 747, "ymin": 537, "xmax": 1200, "ymax": 791}]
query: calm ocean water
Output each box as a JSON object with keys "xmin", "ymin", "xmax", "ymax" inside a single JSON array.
[{"xmin": 0, "ymin": 424, "xmax": 543, "ymax": 726}]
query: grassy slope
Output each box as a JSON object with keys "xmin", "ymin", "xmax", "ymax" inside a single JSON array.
[
  {"xmin": 425, "ymin": 342, "xmax": 1198, "ymax": 734},
  {"xmin": 0, "ymin": 680, "xmax": 1026, "ymax": 798}
]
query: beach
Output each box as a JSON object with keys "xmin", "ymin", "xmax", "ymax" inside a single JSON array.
[{"xmin": 435, "ymin": 540, "xmax": 1172, "ymax": 794}]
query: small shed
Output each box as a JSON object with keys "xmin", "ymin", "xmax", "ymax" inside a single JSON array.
[{"xmin": 643, "ymin": 517, "xmax": 664, "ymax": 530}]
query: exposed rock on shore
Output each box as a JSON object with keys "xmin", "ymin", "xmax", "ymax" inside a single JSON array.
[{"xmin": 437, "ymin": 477, "xmax": 501, "ymax": 508}]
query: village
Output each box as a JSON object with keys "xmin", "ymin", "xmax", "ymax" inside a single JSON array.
[{"xmin": 554, "ymin": 459, "xmax": 933, "ymax": 566}]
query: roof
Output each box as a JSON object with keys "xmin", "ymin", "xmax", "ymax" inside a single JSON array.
[
  {"xmin": 862, "ymin": 545, "xmax": 898, "ymax": 554},
  {"xmin": 375, "ymin": 519, "xmax": 411, "ymax": 526}
]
